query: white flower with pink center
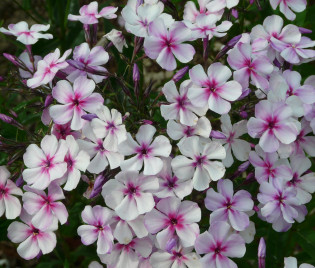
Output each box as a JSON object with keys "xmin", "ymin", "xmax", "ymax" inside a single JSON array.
[
  {"xmin": 67, "ymin": 42, "xmax": 109, "ymax": 83},
  {"xmin": 59, "ymin": 135, "xmax": 90, "ymax": 191},
  {"xmin": 292, "ymin": 119, "xmax": 315, "ymax": 157},
  {"xmin": 22, "ymin": 135, "xmax": 68, "ymax": 190},
  {"xmin": 216, "ymin": 114, "xmax": 251, "ymax": 167},
  {"xmin": 111, "ymin": 215, "xmax": 148, "ymax": 245},
  {"xmin": 51, "ymin": 122, "xmax": 81, "ymax": 140},
  {"xmin": 247, "ymin": 100, "xmax": 301, "ymax": 153},
  {"xmin": 77, "ymin": 124, "xmax": 123, "ymax": 174},
  {"xmin": 269, "ymin": 0, "xmax": 306, "ymax": 21},
  {"xmin": 0, "ymin": 166, "xmax": 22, "ymax": 219},
  {"xmin": 184, "ymin": 0, "xmax": 223, "ymax": 23},
  {"xmin": 227, "ymin": 42, "xmax": 274, "ymax": 90},
  {"xmin": 161, "ymin": 80, "xmax": 207, "ymax": 126},
  {"xmin": 77, "ymin": 205, "xmax": 114, "ymax": 254},
  {"xmin": 0, "ymin": 21, "xmax": 52, "ymax": 45},
  {"xmin": 144, "ymin": 196, "xmax": 201, "ymax": 249},
  {"xmin": 27, "ymin": 48, "xmax": 71, "ymax": 88},
  {"xmin": 166, "ymin": 117, "xmax": 212, "ymax": 142},
  {"xmin": 257, "ymin": 178, "xmax": 306, "ymax": 232},
  {"xmin": 18, "ymin": 51, "xmax": 42, "ymax": 79},
  {"xmin": 143, "ymin": 19, "xmax": 196, "ymax": 71},
  {"xmin": 195, "ymin": 221, "xmax": 246, "ymax": 268},
  {"xmin": 98, "ymin": 237, "xmax": 153, "ymax": 268},
  {"xmin": 49, "ymin": 76, "xmax": 104, "ymax": 130},
  {"xmin": 91, "ymin": 105, "xmax": 127, "ymax": 151},
  {"xmin": 284, "ymin": 256, "xmax": 315, "ymax": 268},
  {"xmin": 118, "ymin": 124, "xmax": 172, "ymax": 176},
  {"xmin": 187, "ymin": 62, "xmax": 242, "ymax": 115},
  {"xmin": 249, "ymin": 145, "xmax": 292, "ymax": 184},
  {"xmin": 172, "ymin": 136, "xmax": 226, "ymax": 191},
  {"xmin": 105, "ymin": 29, "xmax": 128, "ymax": 53},
  {"xmin": 155, "ymin": 157, "xmax": 193, "ymax": 200},
  {"xmin": 68, "ymin": 1, "xmax": 118, "ymax": 24},
  {"xmin": 102, "ymin": 171, "xmax": 159, "ymax": 221},
  {"xmin": 150, "ymin": 246, "xmax": 201, "ymax": 268},
  {"xmin": 7, "ymin": 210, "xmax": 58, "ymax": 260},
  {"xmin": 22, "ymin": 183, "xmax": 68, "ymax": 229},
  {"xmin": 205, "ymin": 179, "xmax": 254, "ymax": 231}
]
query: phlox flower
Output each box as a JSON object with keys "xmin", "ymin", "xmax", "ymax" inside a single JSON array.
[
  {"xmin": 111, "ymin": 215, "xmax": 148, "ymax": 245},
  {"xmin": 206, "ymin": 0, "xmax": 240, "ymax": 11},
  {"xmin": 188, "ymin": 63, "xmax": 242, "ymax": 115},
  {"xmin": 195, "ymin": 221, "xmax": 246, "ymax": 268},
  {"xmin": 249, "ymin": 145, "xmax": 292, "ymax": 184},
  {"xmin": 172, "ymin": 136, "xmax": 226, "ymax": 191},
  {"xmin": 77, "ymin": 205, "xmax": 114, "ymax": 254},
  {"xmin": 102, "ymin": 171, "xmax": 159, "ymax": 221},
  {"xmin": 184, "ymin": 0, "xmax": 223, "ymax": 23},
  {"xmin": 49, "ymin": 76, "xmax": 104, "ymax": 130},
  {"xmin": 205, "ymin": 179, "xmax": 254, "ymax": 231},
  {"xmin": 105, "ymin": 29, "xmax": 128, "ymax": 53},
  {"xmin": 160, "ymin": 80, "xmax": 207, "ymax": 126},
  {"xmin": 154, "ymin": 157, "xmax": 193, "ymax": 200},
  {"xmin": 247, "ymin": 100, "xmax": 301, "ymax": 153},
  {"xmin": 0, "ymin": 21, "xmax": 52, "ymax": 45},
  {"xmin": 286, "ymin": 156, "xmax": 315, "ymax": 204},
  {"xmin": 257, "ymin": 178, "xmax": 306, "ymax": 232},
  {"xmin": 150, "ymin": 246, "xmax": 201, "ymax": 268},
  {"xmin": 91, "ymin": 105, "xmax": 127, "ymax": 152},
  {"xmin": 144, "ymin": 196, "xmax": 201, "ymax": 249},
  {"xmin": 227, "ymin": 42, "xmax": 274, "ymax": 90},
  {"xmin": 22, "ymin": 183, "xmax": 68, "ymax": 229},
  {"xmin": 67, "ymin": 42, "xmax": 109, "ymax": 83},
  {"xmin": 0, "ymin": 166, "xmax": 22, "ymax": 219},
  {"xmin": 59, "ymin": 135, "xmax": 90, "ymax": 191},
  {"xmin": 216, "ymin": 114, "xmax": 251, "ymax": 167},
  {"xmin": 51, "ymin": 122, "xmax": 81, "ymax": 140},
  {"xmin": 143, "ymin": 19, "xmax": 195, "ymax": 71},
  {"xmin": 118, "ymin": 124, "xmax": 171, "ymax": 176},
  {"xmin": 27, "ymin": 48, "xmax": 71, "ymax": 88},
  {"xmin": 68, "ymin": 1, "xmax": 118, "ymax": 24},
  {"xmin": 269, "ymin": 0, "xmax": 306, "ymax": 21},
  {"xmin": 18, "ymin": 51, "xmax": 42, "ymax": 79},
  {"xmin": 22, "ymin": 135, "xmax": 67, "ymax": 190},
  {"xmin": 166, "ymin": 117, "xmax": 212, "ymax": 142},
  {"xmin": 7, "ymin": 210, "xmax": 58, "ymax": 260},
  {"xmin": 98, "ymin": 237, "xmax": 153, "ymax": 268},
  {"xmin": 284, "ymin": 257, "xmax": 315, "ymax": 268},
  {"xmin": 77, "ymin": 124, "xmax": 123, "ymax": 174},
  {"xmin": 292, "ymin": 119, "xmax": 315, "ymax": 157}
]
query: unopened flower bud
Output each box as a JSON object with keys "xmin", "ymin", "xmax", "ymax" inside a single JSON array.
[
  {"xmin": 231, "ymin": 9, "xmax": 238, "ymax": 19},
  {"xmin": 165, "ymin": 238, "xmax": 177, "ymax": 253},
  {"xmin": 299, "ymin": 27, "xmax": 312, "ymax": 34},
  {"xmin": 238, "ymin": 161, "xmax": 250, "ymax": 172},
  {"xmin": 240, "ymin": 111, "xmax": 248, "ymax": 118},
  {"xmin": 16, "ymin": 175, "xmax": 24, "ymax": 187},
  {"xmin": 238, "ymin": 88, "xmax": 251, "ymax": 100},
  {"xmin": 81, "ymin": 114, "xmax": 98, "ymax": 121},
  {"xmin": 0, "ymin": 113, "xmax": 22, "ymax": 128},
  {"xmin": 133, "ymin": 63, "xmax": 140, "ymax": 83},
  {"xmin": 142, "ymin": 120, "xmax": 153, "ymax": 125},
  {"xmin": 172, "ymin": 66, "xmax": 189, "ymax": 83},
  {"xmin": 122, "ymin": 112, "xmax": 130, "ymax": 121},
  {"xmin": 258, "ymin": 237, "xmax": 266, "ymax": 268},
  {"xmin": 44, "ymin": 95, "xmax": 54, "ymax": 108},
  {"xmin": 210, "ymin": 130, "xmax": 226, "ymax": 139},
  {"xmin": 3, "ymin": 53, "xmax": 20, "ymax": 66},
  {"xmin": 0, "ymin": 76, "xmax": 4, "ymax": 82}
]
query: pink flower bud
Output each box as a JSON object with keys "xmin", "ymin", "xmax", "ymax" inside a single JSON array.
[
  {"xmin": 238, "ymin": 161, "xmax": 250, "ymax": 172},
  {"xmin": 81, "ymin": 114, "xmax": 98, "ymax": 121},
  {"xmin": 240, "ymin": 111, "xmax": 248, "ymax": 118},
  {"xmin": 133, "ymin": 63, "xmax": 140, "ymax": 83},
  {"xmin": 299, "ymin": 27, "xmax": 312, "ymax": 34},
  {"xmin": 258, "ymin": 237, "xmax": 266, "ymax": 268},
  {"xmin": 44, "ymin": 95, "xmax": 54, "ymax": 108},
  {"xmin": 231, "ymin": 9, "xmax": 238, "ymax": 19},
  {"xmin": 210, "ymin": 130, "xmax": 226, "ymax": 139},
  {"xmin": 172, "ymin": 66, "xmax": 189, "ymax": 83}
]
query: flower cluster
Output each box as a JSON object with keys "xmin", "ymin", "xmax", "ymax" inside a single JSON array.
[{"xmin": 0, "ymin": 0, "xmax": 315, "ymax": 267}]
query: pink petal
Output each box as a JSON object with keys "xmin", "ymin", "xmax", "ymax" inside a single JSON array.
[
  {"xmin": 52, "ymin": 80, "xmax": 74, "ymax": 104},
  {"xmin": 156, "ymin": 47, "xmax": 177, "ymax": 71}
]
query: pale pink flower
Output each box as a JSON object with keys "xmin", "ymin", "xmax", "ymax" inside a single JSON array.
[
  {"xmin": 118, "ymin": 124, "xmax": 171, "ymax": 175},
  {"xmin": 144, "ymin": 196, "xmax": 201, "ymax": 249},
  {"xmin": 160, "ymin": 80, "xmax": 207, "ymax": 126},
  {"xmin": 68, "ymin": 1, "xmax": 118, "ymax": 24},
  {"xmin": 166, "ymin": 117, "xmax": 212, "ymax": 142},
  {"xmin": 7, "ymin": 210, "xmax": 58, "ymax": 260},
  {"xmin": 51, "ymin": 122, "xmax": 81, "ymax": 140},
  {"xmin": 22, "ymin": 183, "xmax": 68, "ymax": 229},
  {"xmin": 205, "ymin": 179, "xmax": 254, "ymax": 231},
  {"xmin": 27, "ymin": 48, "xmax": 71, "ymax": 88},
  {"xmin": 249, "ymin": 145, "xmax": 292, "ymax": 184},
  {"xmin": 77, "ymin": 205, "xmax": 114, "ymax": 254},
  {"xmin": 195, "ymin": 221, "xmax": 246, "ymax": 268},
  {"xmin": 269, "ymin": 0, "xmax": 306, "ymax": 21},
  {"xmin": 59, "ymin": 135, "xmax": 90, "ymax": 191},
  {"xmin": 144, "ymin": 19, "xmax": 195, "ymax": 71},
  {"xmin": 227, "ymin": 42, "xmax": 274, "ymax": 90},
  {"xmin": 188, "ymin": 63, "xmax": 242, "ymax": 114},
  {"xmin": 91, "ymin": 105, "xmax": 127, "ymax": 152},
  {"xmin": 0, "ymin": 166, "xmax": 22, "ymax": 219},
  {"xmin": 184, "ymin": 0, "xmax": 223, "ymax": 23},
  {"xmin": 247, "ymin": 100, "xmax": 301, "ymax": 153},
  {"xmin": 77, "ymin": 124, "xmax": 123, "ymax": 174},
  {"xmin": 172, "ymin": 136, "xmax": 226, "ymax": 191},
  {"xmin": 216, "ymin": 114, "xmax": 251, "ymax": 167},
  {"xmin": 0, "ymin": 21, "xmax": 52, "ymax": 45},
  {"xmin": 49, "ymin": 76, "xmax": 104, "ymax": 130},
  {"xmin": 105, "ymin": 29, "xmax": 128, "ymax": 53},
  {"xmin": 18, "ymin": 51, "xmax": 42, "ymax": 79},
  {"xmin": 292, "ymin": 119, "xmax": 315, "ymax": 157},
  {"xmin": 99, "ymin": 237, "xmax": 153, "ymax": 268},
  {"xmin": 284, "ymin": 257, "xmax": 315, "ymax": 268},
  {"xmin": 155, "ymin": 157, "xmax": 193, "ymax": 200},
  {"xmin": 102, "ymin": 171, "xmax": 159, "ymax": 221},
  {"xmin": 150, "ymin": 246, "xmax": 201, "ymax": 268},
  {"xmin": 22, "ymin": 135, "xmax": 68, "ymax": 190},
  {"xmin": 67, "ymin": 42, "xmax": 109, "ymax": 83}
]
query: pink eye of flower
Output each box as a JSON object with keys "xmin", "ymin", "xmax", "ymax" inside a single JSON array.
[
  {"xmin": 170, "ymin": 218, "xmax": 178, "ymax": 225},
  {"xmin": 193, "ymin": 155, "xmax": 207, "ymax": 167},
  {"xmin": 173, "ymin": 251, "xmax": 183, "ymax": 258},
  {"xmin": 214, "ymin": 247, "xmax": 221, "ymax": 254},
  {"xmin": 32, "ymin": 228, "xmax": 40, "ymax": 236},
  {"xmin": 0, "ymin": 187, "xmax": 8, "ymax": 196},
  {"xmin": 184, "ymin": 126, "xmax": 195, "ymax": 136}
]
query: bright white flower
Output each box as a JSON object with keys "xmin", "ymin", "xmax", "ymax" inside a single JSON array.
[{"xmin": 105, "ymin": 29, "xmax": 128, "ymax": 53}]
